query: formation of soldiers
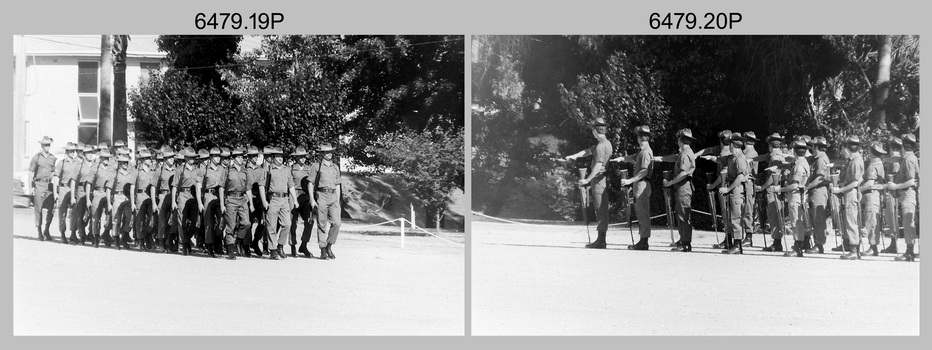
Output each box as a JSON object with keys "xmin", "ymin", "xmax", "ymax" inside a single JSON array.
[
  {"xmin": 565, "ymin": 120, "xmax": 920, "ymax": 262},
  {"xmin": 27, "ymin": 137, "xmax": 345, "ymax": 261}
]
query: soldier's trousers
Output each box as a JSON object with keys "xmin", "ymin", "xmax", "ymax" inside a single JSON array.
[
  {"xmin": 203, "ymin": 193, "xmax": 222, "ymax": 245},
  {"xmin": 787, "ymin": 192, "xmax": 805, "ymax": 242},
  {"xmin": 248, "ymin": 195, "xmax": 268, "ymax": 245},
  {"xmin": 729, "ymin": 189, "xmax": 745, "ymax": 240},
  {"xmin": 766, "ymin": 189, "xmax": 785, "ymax": 240},
  {"xmin": 176, "ymin": 192, "xmax": 198, "ymax": 245},
  {"xmin": 90, "ymin": 190, "xmax": 110, "ymax": 240},
  {"xmin": 135, "ymin": 194, "xmax": 155, "ymax": 243},
  {"xmin": 883, "ymin": 191, "xmax": 898, "ymax": 236},
  {"xmin": 265, "ymin": 196, "xmax": 292, "ymax": 250},
  {"xmin": 900, "ymin": 188, "xmax": 918, "ymax": 245},
  {"xmin": 673, "ymin": 183, "xmax": 693, "ymax": 242},
  {"xmin": 590, "ymin": 180, "xmax": 609, "ymax": 235},
  {"xmin": 157, "ymin": 192, "xmax": 175, "ymax": 240},
  {"xmin": 742, "ymin": 181, "xmax": 754, "ymax": 233},
  {"xmin": 290, "ymin": 191, "xmax": 314, "ymax": 244},
  {"xmin": 72, "ymin": 189, "xmax": 90, "ymax": 240},
  {"xmin": 861, "ymin": 191, "xmax": 882, "ymax": 245},
  {"xmin": 223, "ymin": 193, "xmax": 250, "ymax": 245},
  {"xmin": 633, "ymin": 181, "xmax": 652, "ymax": 239},
  {"xmin": 112, "ymin": 194, "xmax": 133, "ymax": 240},
  {"xmin": 842, "ymin": 190, "xmax": 860, "ymax": 245},
  {"xmin": 33, "ymin": 181, "xmax": 54, "ymax": 231},
  {"xmin": 316, "ymin": 190, "xmax": 342, "ymax": 248},
  {"xmin": 57, "ymin": 187, "xmax": 74, "ymax": 235},
  {"xmin": 809, "ymin": 187, "xmax": 829, "ymax": 246}
]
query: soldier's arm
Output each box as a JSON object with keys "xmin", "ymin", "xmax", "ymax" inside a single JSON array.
[
  {"xmin": 583, "ymin": 162, "xmax": 604, "ymax": 184},
  {"xmin": 566, "ymin": 148, "xmax": 593, "ymax": 160},
  {"xmin": 610, "ymin": 154, "xmax": 636, "ymax": 163},
  {"xmin": 259, "ymin": 175, "xmax": 269, "ymax": 208},
  {"xmin": 652, "ymin": 154, "xmax": 678, "ymax": 163},
  {"xmin": 130, "ymin": 184, "xmax": 137, "ymax": 211}
]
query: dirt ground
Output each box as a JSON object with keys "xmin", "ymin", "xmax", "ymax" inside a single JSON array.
[
  {"xmin": 471, "ymin": 219, "xmax": 920, "ymax": 335},
  {"xmin": 12, "ymin": 206, "xmax": 464, "ymax": 335}
]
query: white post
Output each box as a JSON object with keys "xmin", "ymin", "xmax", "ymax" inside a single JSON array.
[
  {"xmin": 411, "ymin": 203, "xmax": 416, "ymax": 229},
  {"xmin": 400, "ymin": 218, "xmax": 405, "ymax": 249}
]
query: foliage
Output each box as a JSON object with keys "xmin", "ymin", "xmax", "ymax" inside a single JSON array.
[{"xmin": 156, "ymin": 35, "xmax": 242, "ymax": 89}]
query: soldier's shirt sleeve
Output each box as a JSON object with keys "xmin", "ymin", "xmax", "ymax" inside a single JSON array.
[
  {"xmin": 677, "ymin": 153, "xmax": 695, "ymax": 177},
  {"xmin": 904, "ymin": 156, "xmax": 918, "ymax": 181},
  {"xmin": 791, "ymin": 163, "xmax": 805, "ymax": 184},
  {"xmin": 736, "ymin": 156, "xmax": 749, "ymax": 176},
  {"xmin": 287, "ymin": 169, "xmax": 295, "ymax": 189},
  {"xmin": 307, "ymin": 163, "xmax": 320, "ymax": 188},
  {"xmin": 29, "ymin": 154, "xmax": 39, "ymax": 173},
  {"xmin": 593, "ymin": 143, "xmax": 610, "ymax": 166},
  {"xmin": 636, "ymin": 149, "xmax": 651, "ymax": 171},
  {"xmin": 866, "ymin": 164, "xmax": 879, "ymax": 181},
  {"xmin": 852, "ymin": 158, "xmax": 865, "ymax": 183}
]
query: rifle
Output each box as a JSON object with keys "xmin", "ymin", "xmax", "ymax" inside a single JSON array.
[
  {"xmin": 620, "ymin": 169, "xmax": 634, "ymax": 245},
  {"xmin": 662, "ymin": 170, "xmax": 676, "ymax": 245},
  {"xmin": 705, "ymin": 172, "xmax": 719, "ymax": 244},
  {"xmin": 719, "ymin": 169, "xmax": 732, "ymax": 251},
  {"xmin": 756, "ymin": 171, "xmax": 768, "ymax": 248},
  {"xmin": 885, "ymin": 174, "xmax": 899, "ymax": 248},
  {"xmin": 771, "ymin": 169, "xmax": 788, "ymax": 250},
  {"xmin": 828, "ymin": 171, "xmax": 843, "ymax": 249},
  {"xmin": 577, "ymin": 167, "xmax": 590, "ymax": 244}
]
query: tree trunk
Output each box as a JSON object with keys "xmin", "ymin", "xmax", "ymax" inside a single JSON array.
[
  {"xmin": 98, "ymin": 35, "xmax": 113, "ymax": 145},
  {"xmin": 870, "ymin": 35, "xmax": 892, "ymax": 130},
  {"xmin": 112, "ymin": 35, "xmax": 129, "ymax": 144},
  {"xmin": 435, "ymin": 209, "xmax": 442, "ymax": 233}
]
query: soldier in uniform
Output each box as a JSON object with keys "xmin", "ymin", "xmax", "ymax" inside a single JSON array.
[
  {"xmin": 804, "ymin": 136, "xmax": 832, "ymax": 254},
  {"xmin": 663, "ymin": 129, "xmax": 697, "ymax": 252},
  {"xmin": 89, "ymin": 148, "xmax": 115, "ymax": 248},
  {"xmin": 30, "ymin": 136, "xmax": 57, "ymax": 241},
  {"xmin": 742, "ymin": 131, "xmax": 760, "ymax": 246},
  {"xmin": 565, "ymin": 118, "xmax": 613, "ymax": 249},
  {"xmin": 698, "ymin": 130, "xmax": 734, "ymax": 249},
  {"xmin": 108, "ymin": 154, "xmax": 136, "ymax": 250},
  {"xmin": 245, "ymin": 145, "xmax": 268, "ymax": 257},
  {"xmin": 859, "ymin": 142, "xmax": 886, "ymax": 256},
  {"xmin": 263, "ymin": 146, "xmax": 299, "ymax": 260},
  {"xmin": 719, "ymin": 133, "xmax": 750, "ymax": 254},
  {"xmin": 222, "ymin": 146, "xmax": 251, "ymax": 259},
  {"xmin": 202, "ymin": 147, "xmax": 226, "ymax": 258},
  {"xmin": 155, "ymin": 146, "xmax": 178, "ymax": 252},
  {"xmin": 887, "ymin": 134, "xmax": 919, "ymax": 262},
  {"xmin": 756, "ymin": 133, "xmax": 788, "ymax": 252},
  {"xmin": 290, "ymin": 146, "xmax": 316, "ymax": 258},
  {"xmin": 775, "ymin": 140, "xmax": 811, "ymax": 257},
  {"xmin": 55, "ymin": 142, "xmax": 82, "ymax": 244},
  {"xmin": 833, "ymin": 135, "xmax": 865, "ymax": 260},
  {"xmin": 74, "ymin": 144, "xmax": 98, "ymax": 244},
  {"xmin": 134, "ymin": 149, "xmax": 157, "ymax": 250},
  {"xmin": 174, "ymin": 147, "xmax": 204, "ymax": 256},
  {"xmin": 880, "ymin": 136, "xmax": 903, "ymax": 254},
  {"xmin": 618, "ymin": 125, "xmax": 653, "ymax": 250},
  {"xmin": 309, "ymin": 143, "xmax": 343, "ymax": 259}
]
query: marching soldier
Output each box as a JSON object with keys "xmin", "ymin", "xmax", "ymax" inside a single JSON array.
[
  {"xmin": 742, "ymin": 131, "xmax": 761, "ymax": 246},
  {"xmin": 263, "ymin": 146, "xmax": 299, "ymax": 260},
  {"xmin": 290, "ymin": 146, "xmax": 316, "ymax": 258},
  {"xmin": 202, "ymin": 147, "xmax": 226, "ymax": 258},
  {"xmin": 881, "ymin": 136, "xmax": 903, "ymax": 254},
  {"xmin": 565, "ymin": 118, "xmax": 613, "ymax": 249},
  {"xmin": 887, "ymin": 134, "xmax": 919, "ymax": 262},
  {"xmin": 775, "ymin": 140, "xmax": 811, "ymax": 257},
  {"xmin": 698, "ymin": 130, "xmax": 734, "ymax": 249},
  {"xmin": 134, "ymin": 149, "xmax": 157, "ymax": 250},
  {"xmin": 663, "ymin": 129, "xmax": 697, "ymax": 252},
  {"xmin": 720, "ymin": 133, "xmax": 750, "ymax": 254},
  {"xmin": 55, "ymin": 142, "xmax": 82, "ymax": 244},
  {"xmin": 309, "ymin": 143, "xmax": 343, "ymax": 259},
  {"xmin": 89, "ymin": 148, "xmax": 115, "ymax": 248},
  {"xmin": 222, "ymin": 146, "xmax": 251, "ymax": 259},
  {"xmin": 174, "ymin": 147, "xmax": 204, "ymax": 256},
  {"xmin": 30, "ymin": 136, "xmax": 57, "ymax": 241},
  {"xmin": 245, "ymin": 145, "xmax": 268, "ymax": 257},
  {"xmin": 155, "ymin": 146, "xmax": 178, "ymax": 252},
  {"xmin": 74, "ymin": 144, "xmax": 98, "ymax": 244},
  {"xmin": 833, "ymin": 135, "xmax": 864, "ymax": 260},
  {"xmin": 194, "ymin": 148, "xmax": 210, "ymax": 250},
  {"xmin": 109, "ymin": 153, "xmax": 137, "ymax": 250},
  {"xmin": 804, "ymin": 136, "xmax": 831, "ymax": 254},
  {"xmin": 858, "ymin": 142, "xmax": 886, "ymax": 256},
  {"xmin": 756, "ymin": 133, "xmax": 788, "ymax": 252}
]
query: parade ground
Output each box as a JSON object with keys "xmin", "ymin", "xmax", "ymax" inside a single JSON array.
[
  {"xmin": 12, "ymin": 205, "xmax": 465, "ymax": 335},
  {"xmin": 471, "ymin": 218, "xmax": 920, "ymax": 335}
]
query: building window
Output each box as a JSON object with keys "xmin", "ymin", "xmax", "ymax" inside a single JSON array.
[
  {"xmin": 140, "ymin": 62, "xmax": 160, "ymax": 86},
  {"xmin": 77, "ymin": 61, "xmax": 99, "ymax": 121}
]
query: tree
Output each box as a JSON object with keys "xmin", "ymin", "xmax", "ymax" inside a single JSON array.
[
  {"xmin": 112, "ymin": 35, "xmax": 129, "ymax": 143},
  {"xmin": 98, "ymin": 35, "xmax": 113, "ymax": 144},
  {"xmin": 156, "ymin": 35, "xmax": 242, "ymax": 90}
]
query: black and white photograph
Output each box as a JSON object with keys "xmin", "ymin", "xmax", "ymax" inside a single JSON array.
[
  {"xmin": 12, "ymin": 34, "xmax": 465, "ymax": 335},
  {"xmin": 471, "ymin": 35, "xmax": 919, "ymax": 335}
]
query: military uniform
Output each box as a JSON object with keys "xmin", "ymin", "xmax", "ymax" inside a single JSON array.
[
  {"xmin": 90, "ymin": 153, "xmax": 115, "ymax": 248},
  {"xmin": 783, "ymin": 142, "xmax": 811, "ymax": 256},
  {"xmin": 56, "ymin": 144, "xmax": 82, "ymax": 242},
  {"xmin": 245, "ymin": 147, "xmax": 269, "ymax": 256},
  {"xmin": 74, "ymin": 148, "xmax": 98, "ymax": 244},
  {"xmin": 763, "ymin": 136, "xmax": 787, "ymax": 251},
  {"xmin": 202, "ymin": 152, "xmax": 226, "ymax": 255},
  {"xmin": 838, "ymin": 138, "xmax": 865, "ymax": 259},
  {"xmin": 893, "ymin": 137, "xmax": 919, "ymax": 261},
  {"xmin": 223, "ymin": 150, "xmax": 251, "ymax": 256},
  {"xmin": 670, "ymin": 129, "xmax": 696, "ymax": 250},
  {"xmin": 589, "ymin": 138, "xmax": 613, "ymax": 239},
  {"xmin": 881, "ymin": 140, "xmax": 903, "ymax": 254},
  {"xmin": 724, "ymin": 135, "xmax": 749, "ymax": 245},
  {"xmin": 289, "ymin": 148, "xmax": 315, "ymax": 257},
  {"xmin": 134, "ymin": 151, "xmax": 157, "ymax": 249},
  {"xmin": 108, "ymin": 158, "xmax": 137, "ymax": 249},
  {"xmin": 155, "ymin": 149, "xmax": 178, "ymax": 250},
  {"xmin": 861, "ymin": 150, "xmax": 885, "ymax": 251},
  {"xmin": 742, "ymin": 132, "xmax": 760, "ymax": 242},
  {"xmin": 309, "ymin": 143, "xmax": 343, "ymax": 259},
  {"xmin": 632, "ymin": 137, "xmax": 653, "ymax": 242},
  {"xmin": 175, "ymin": 149, "xmax": 204, "ymax": 255},
  {"xmin": 30, "ymin": 138, "xmax": 58, "ymax": 240},
  {"xmin": 264, "ymin": 148, "xmax": 295, "ymax": 257},
  {"xmin": 806, "ymin": 138, "xmax": 832, "ymax": 253}
]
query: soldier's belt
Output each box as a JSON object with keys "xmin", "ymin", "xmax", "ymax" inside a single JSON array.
[
  {"xmin": 34, "ymin": 178, "xmax": 51, "ymax": 183},
  {"xmin": 94, "ymin": 186, "xmax": 105, "ymax": 191},
  {"xmin": 226, "ymin": 190, "xmax": 245, "ymax": 197},
  {"xmin": 316, "ymin": 187, "xmax": 337, "ymax": 194},
  {"xmin": 159, "ymin": 189, "xmax": 170, "ymax": 194},
  {"xmin": 269, "ymin": 192, "xmax": 289, "ymax": 198},
  {"xmin": 136, "ymin": 189, "xmax": 146, "ymax": 194},
  {"xmin": 207, "ymin": 187, "xmax": 221, "ymax": 195}
]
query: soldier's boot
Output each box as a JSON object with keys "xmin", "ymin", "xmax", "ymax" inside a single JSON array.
[
  {"xmin": 669, "ymin": 239, "xmax": 682, "ymax": 248},
  {"xmin": 861, "ymin": 244, "xmax": 879, "ymax": 257},
  {"xmin": 319, "ymin": 247, "xmax": 331, "ymax": 260},
  {"xmin": 723, "ymin": 239, "xmax": 743, "ymax": 254},
  {"xmin": 671, "ymin": 241, "xmax": 692, "ymax": 252},
  {"xmin": 269, "ymin": 247, "xmax": 280, "ymax": 260},
  {"xmin": 93, "ymin": 234, "xmax": 100, "ymax": 248},
  {"xmin": 102, "ymin": 230, "xmax": 112, "ymax": 247},
  {"xmin": 881, "ymin": 239, "xmax": 898, "ymax": 254},
  {"xmin": 627, "ymin": 237, "xmax": 649, "ymax": 251},
  {"xmin": 277, "ymin": 244, "xmax": 287, "ymax": 259},
  {"xmin": 206, "ymin": 242, "xmax": 217, "ymax": 258},
  {"xmin": 762, "ymin": 240, "xmax": 783, "ymax": 252},
  {"xmin": 326, "ymin": 243, "xmax": 335, "ymax": 259},
  {"xmin": 290, "ymin": 244, "xmax": 298, "ymax": 258},
  {"xmin": 69, "ymin": 232, "xmax": 79, "ymax": 245},
  {"xmin": 783, "ymin": 241, "xmax": 797, "ymax": 257},
  {"xmin": 831, "ymin": 240, "xmax": 850, "ymax": 252},
  {"xmin": 841, "ymin": 247, "xmax": 861, "ymax": 260},
  {"xmin": 586, "ymin": 232, "xmax": 607, "ymax": 249},
  {"xmin": 712, "ymin": 235, "xmax": 730, "ymax": 249},
  {"xmin": 115, "ymin": 234, "xmax": 122, "ymax": 250},
  {"xmin": 182, "ymin": 242, "xmax": 190, "ymax": 256},
  {"xmin": 225, "ymin": 245, "xmax": 236, "ymax": 260},
  {"xmin": 298, "ymin": 242, "xmax": 313, "ymax": 258},
  {"xmin": 805, "ymin": 244, "xmax": 824, "ymax": 254},
  {"xmin": 895, "ymin": 245, "xmax": 916, "ymax": 262},
  {"xmin": 262, "ymin": 242, "xmax": 270, "ymax": 255},
  {"xmin": 37, "ymin": 227, "xmax": 46, "ymax": 241},
  {"xmin": 742, "ymin": 235, "xmax": 753, "ymax": 247},
  {"xmin": 59, "ymin": 230, "xmax": 68, "ymax": 244}
]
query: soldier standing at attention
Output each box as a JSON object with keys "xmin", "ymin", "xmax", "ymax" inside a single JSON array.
[
  {"xmin": 263, "ymin": 146, "xmax": 299, "ymax": 260},
  {"xmin": 663, "ymin": 129, "xmax": 697, "ymax": 252},
  {"xmin": 74, "ymin": 144, "xmax": 98, "ymax": 244},
  {"xmin": 202, "ymin": 147, "xmax": 226, "ymax": 258},
  {"xmin": 154, "ymin": 146, "xmax": 177, "ymax": 252},
  {"xmin": 619, "ymin": 125, "xmax": 653, "ymax": 250},
  {"xmin": 290, "ymin": 147, "xmax": 315, "ymax": 258},
  {"xmin": 89, "ymin": 148, "xmax": 115, "ymax": 248},
  {"xmin": 887, "ymin": 134, "xmax": 919, "ymax": 262},
  {"xmin": 134, "ymin": 149, "xmax": 157, "ymax": 250},
  {"xmin": 245, "ymin": 145, "xmax": 268, "ymax": 257},
  {"xmin": 720, "ymin": 133, "xmax": 750, "ymax": 254},
  {"xmin": 858, "ymin": 142, "xmax": 887, "ymax": 256},
  {"xmin": 564, "ymin": 118, "xmax": 613, "ymax": 249},
  {"xmin": 30, "ymin": 136, "xmax": 57, "ymax": 241},
  {"xmin": 174, "ymin": 147, "xmax": 204, "ymax": 256},
  {"xmin": 880, "ymin": 136, "xmax": 903, "ymax": 254},
  {"xmin": 222, "ymin": 147, "xmax": 251, "ymax": 259},
  {"xmin": 804, "ymin": 136, "xmax": 831, "ymax": 254},
  {"xmin": 698, "ymin": 130, "xmax": 734, "ymax": 250},
  {"xmin": 775, "ymin": 140, "xmax": 811, "ymax": 257},
  {"xmin": 309, "ymin": 143, "xmax": 343, "ymax": 259},
  {"xmin": 55, "ymin": 142, "xmax": 82, "ymax": 244},
  {"xmin": 108, "ymin": 154, "xmax": 137, "ymax": 250},
  {"xmin": 742, "ymin": 131, "xmax": 760, "ymax": 246},
  {"xmin": 833, "ymin": 136, "xmax": 865, "ymax": 260},
  {"xmin": 755, "ymin": 133, "xmax": 788, "ymax": 252}
]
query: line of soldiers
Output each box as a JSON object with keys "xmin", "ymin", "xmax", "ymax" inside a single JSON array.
[
  {"xmin": 28, "ymin": 136, "xmax": 344, "ymax": 261},
  {"xmin": 564, "ymin": 121, "xmax": 920, "ymax": 262}
]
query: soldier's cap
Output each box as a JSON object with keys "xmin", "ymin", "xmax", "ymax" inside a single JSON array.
[
  {"xmin": 262, "ymin": 146, "xmax": 277, "ymax": 155},
  {"xmin": 114, "ymin": 140, "xmax": 126, "ymax": 148},
  {"xmin": 801, "ymin": 135, "xmax": 812, "ymax": 143},
  {"xmin": 291, "ymin": 146, "xmax": 309, "ymax": 157},
  {"xmin": 155, "ymin": 152, "xmax": 164, "ymax": 160},
  {"xmin": 232, "ymin": 147, "xmax": 246, "ymax": 156},
  {"xmin": 38, "ymin": 136, "xmax": 54, "ymax": 144},
  {"xmin": 97, "ymin": 141, "xmax": 110, "ymax": 149},
  {"xmin": 811, "ymin": 136, "xmax": 828, "ymax": 147},
  {"xmin": 84, "ymin": 144, "xmax": 96, "ymax": 153},
  {"xmin": 136, "ymin": 144, "xmax": 148, "ymax": 152},
  {"xmin": 744, "ymin": 131, "xmax": 759, "ymax": 142},
  {"xmin": 209, "ymin": 147, "xmax": 222, "ymax": 156},
  {"xmin": 247, "ymin": 145, "xmax": 260, "ymax": 155},
  {"xmin": 117, "ymin": 148, "xmax": 132, "ymax": 155},
  {"xmin": 99, "ymin": 149, "xmax": 113, "ymax": 158},
  {"xmin": 870, "ymin": 142, "xmax": 888, "ymax": 155},
  {"xmin": 160, "ymin": 146, "xmax": 176, "ymax": 157},
  {"xmin": 633, "ymin": 125, "xmax": 651, "ymax": 135},
  {"xmin": 117, "ymin": 154, "xmax": 130, "ymax": 162},
  {"xmin": 318, "ymin": 143, "xmax": 336, "ymax": 152},
  {"xmin": 843, "ymin": 135, "xmax": 862, "ymax": 145},
  {"xmin": 274, "ymin": 147, "xmax": 284, "ymax": 154},
  {"xmin": 791, "ymin": 140, "xmax": 810, "ymax": 150},
  {"xmin": 676, "ymin": 128, "xmax": 697, "ymax": 141},
  {"xmin": 717, "ymin": 130, "xmax": 733, "ymax": 139},
  {"xmin": 197, "ymin": 148, "xmax": 210, "ymax": 159},
  {"xmin": 137, "ymin": 149, "xmax": 152, "ymax": 159},
  {"xmin": 182, "ymin": 147, "xmax": 198, "ymax": 158},
  {"xmin": 64, "ymin": 142, "xmax": 79, "ymax": 151},
  {"xmin": 889, "ymin": 136, "xmax": 903, "ymax": 146},
  {"xmin": 765, "ymin": 133, "xmax": 784, "ymax": 143},
  {"xmin": 591, "ymin": 118, "xmax": 608, "ymax": 127},
  {"xmin": 902, "ymin": 133, "xmax": 918, "ymax": 145},
  {"xmin": 175, "ymin": 152, "xmax": 185, "ymax": 160},
  {"xmin": 729, "ymin": 132, "xmax": 746, "ymax": 144},
  {"xmin": 220, "ymin": 147, "xmax": 231, "ymax": 157}
]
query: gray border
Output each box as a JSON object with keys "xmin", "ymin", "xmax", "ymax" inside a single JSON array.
[{"xmin": 3, "ymin": 0, "xmax": 927, "ymax": 346}]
